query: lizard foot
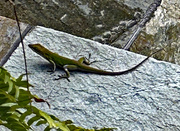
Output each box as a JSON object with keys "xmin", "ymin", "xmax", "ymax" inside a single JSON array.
[{"xmin": 54, "ymin": 75, "xmax": 70, "ymax": 82}]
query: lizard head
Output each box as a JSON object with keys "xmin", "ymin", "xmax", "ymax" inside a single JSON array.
[
  {"xmin": 28, "ymin": 43, "xmax": 45, "ymax": 55},
  {"xmin": 28, "ymin": 43, "xmax": 52, "ymax": 60}
]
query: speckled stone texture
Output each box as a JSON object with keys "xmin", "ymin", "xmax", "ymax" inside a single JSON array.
[
  {"xmin": 0, "ymin": 16, "xmax": 28, "ymax": 63},
  {"xmin": 4, "ymin": 26, "xmax": 180, "ymax": 130}
]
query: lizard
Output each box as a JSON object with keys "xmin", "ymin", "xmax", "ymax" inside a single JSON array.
[{"xmin": 28, "ymin": 43, "xmax": 163, "ymax": 81}]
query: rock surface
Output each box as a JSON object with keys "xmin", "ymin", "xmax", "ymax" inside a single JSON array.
[
  {"xmin": 1, "ymin": 0, "xmax": 179, "ymax": 65},
  {"xmin": 0, "ymin": 0, "xmax": 137, "ymax": 38},
  {"xmin": 3, "ymin": 26, "xmax": 180, "ymax": 130},
  {"xmin": 0, "ymin": 16, "xmax": 29, "ymax": 65}
]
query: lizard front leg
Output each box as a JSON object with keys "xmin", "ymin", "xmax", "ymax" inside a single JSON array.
[
  {"xmin": 47, "ymin": 59, "xmax": 56, "ymax": 74},
  {"xmin": 55, "ymin": 65, "xmax": 78, "ymax": 82}
]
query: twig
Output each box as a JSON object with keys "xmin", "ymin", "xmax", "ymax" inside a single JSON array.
[
  {"xmin": 123, "ymin": 0, "xmax": 162, "ymax": 50},
  {"xmin": 9, "ymin": 0, "xmax": 30, "ymax": 91}
]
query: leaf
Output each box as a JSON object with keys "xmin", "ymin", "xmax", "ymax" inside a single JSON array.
[
  {"xmin": 50, "ymin": 115, "xmax": 67, "ymax": 122},
  {"xmin": 4, "ymin": 72, "xmax": 10, "ymax": 84},
  {"xmin": 63, "ymin": 120, "xmax": 73, "ymax": 125},
  {"xmin": 36, "ymin": 120, "xmax": 47, "ymax": 126},
  {"xmin": 0, "ymin": 103, "xmax": 17, "ymax": 107},
  {"xmin": 19, "ymin": 109, "xmax": 32, "ymax": 122},
  {"xmin": 39, "ymin": 110, "xmax": 56, "ymax": 128},
  {"xmin": 0, "ymin": 106, "xmax": 11, "ymax": 118},
  {"xmin": 6, "ymin": 117, "xmax": 29, "ymax": 131},
  {"xmin": 44, "ymin": 126, "xmax": 51, "ymax": 131},
  {"xmin": 15, "ymin": 80, "xmax": 33, "ymax": 88},
  {"xmin": 54, "ymin": 122, "xmax": 70, "ymax": 131},
  {"xmin": 15, "ymin": 73, "xmax": 33, "ymax": 88},
  {"xmin": 0, "ymin": 89, "xmax": 16, "ymax": 102},
  {"xmin": 15, "ymin": 85, "xmax": 20, "ymax": 99},
  {"xmin": 34, "ymin": 96, "xmax": 51, "ymax": 108},
  {"xmin": 17, "ymin": 89, "xmax": 32, "ymax": 106},
  {"xmin": 7, "ymin": 81, "xmax": 14, "ymax": 93},
  {"xmin": 27, "ymin": 115, "xmax": 41, "ymax": 126},
  {"xmin": 16, "ymin": 74, "xmax": 26, "ymax": 82}
]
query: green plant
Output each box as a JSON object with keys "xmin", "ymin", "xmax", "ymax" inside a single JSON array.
[{"xmin": 0, "ymin": 67, "xmax": 114, "ymax": 131}]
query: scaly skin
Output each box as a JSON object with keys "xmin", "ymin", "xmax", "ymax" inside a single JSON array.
[{"xmin": 28, "ymin": 43, "xmax": 161, "ymax": 81}]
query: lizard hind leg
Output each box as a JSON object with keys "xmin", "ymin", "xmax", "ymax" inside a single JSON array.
[{"xmin": 78, "ymin": 54, "xmax": 97, "ymax": 65}]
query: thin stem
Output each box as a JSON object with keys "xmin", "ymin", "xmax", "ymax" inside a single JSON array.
[{"xmin": 10, "ymin": 0, "xmax": 30, "ymax": 91}]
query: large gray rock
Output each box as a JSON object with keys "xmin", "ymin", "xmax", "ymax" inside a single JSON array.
[
  {"xmin": 0, "ymin": 16, "xmax": 30, "ymax": 65},
  {"xmin": 3, "ymin": 26, "xmax": 180, "ymax": 130},
  {"xmin": 1, "ymin": 0, "xmax": 179, "ymax": 65},
  {"xmin": 0, "ymin": 0, "xmax": 137, "ymax": 38}
]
